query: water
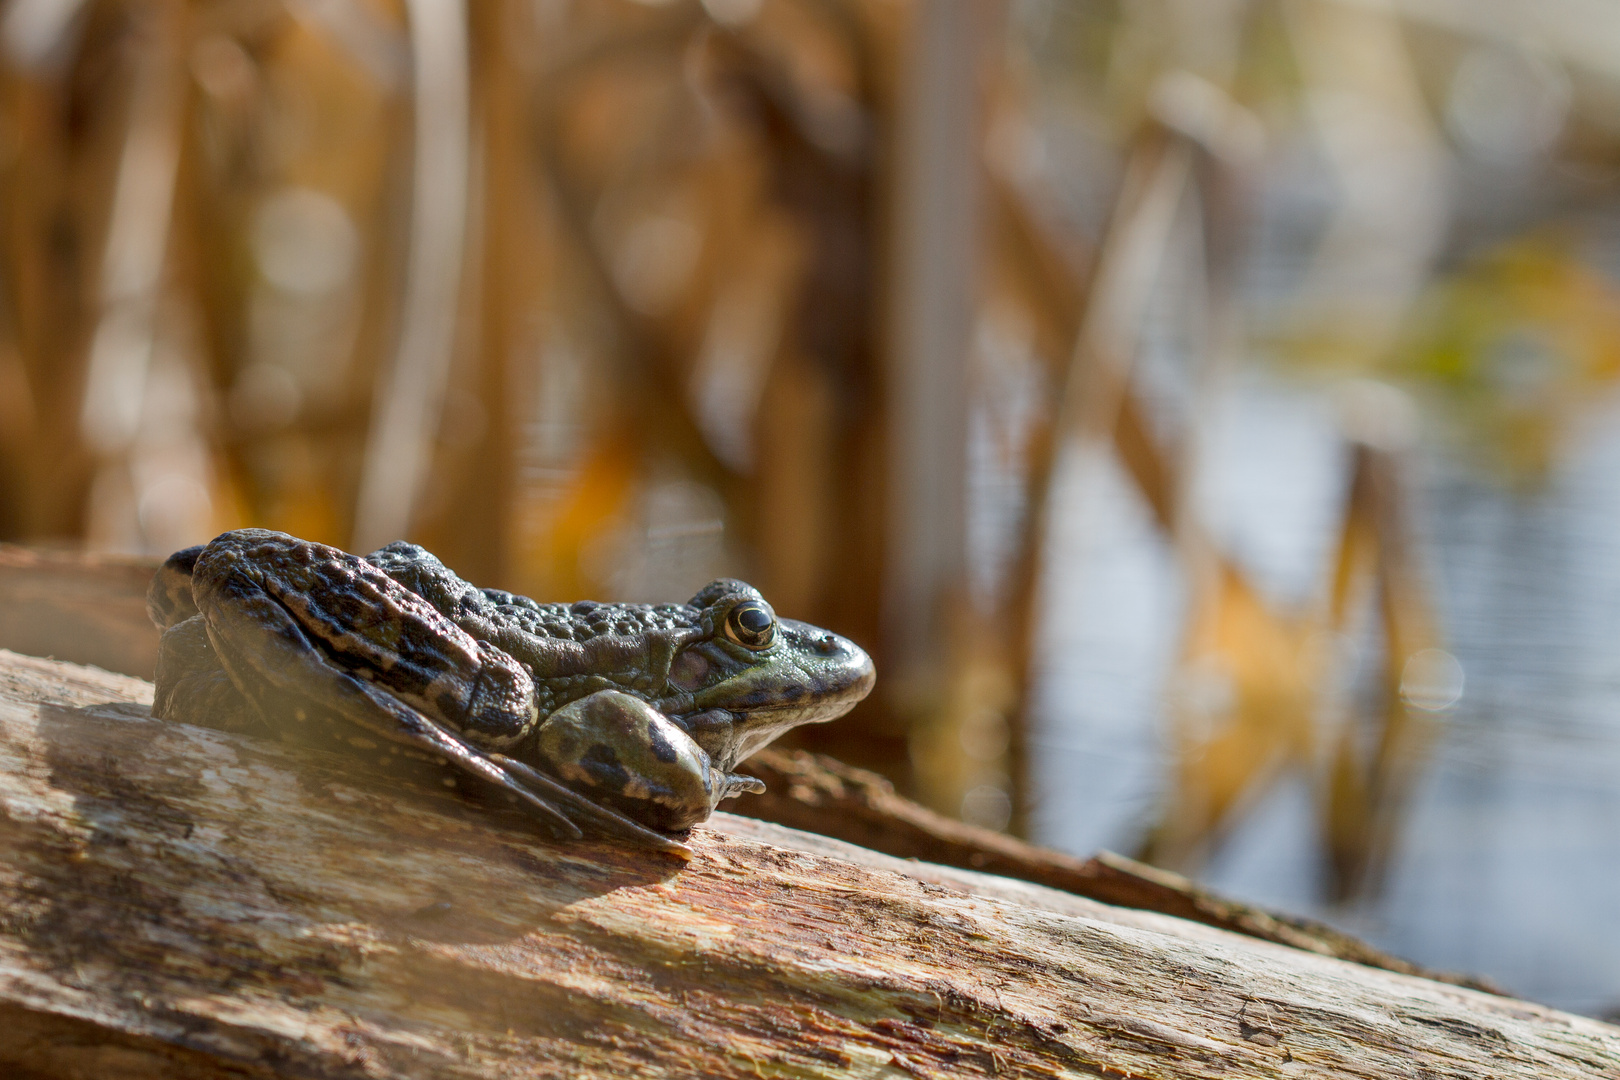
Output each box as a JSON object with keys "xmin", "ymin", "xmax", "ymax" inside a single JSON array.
[{"xmin": 1032, "ymin": 369, "xmax": 1620, "ymax": 1016}]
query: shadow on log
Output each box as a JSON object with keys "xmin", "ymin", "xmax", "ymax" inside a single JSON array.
[{"xmin": 0, "ymin": 648, "xmax": 1617, "ymax": 1078}]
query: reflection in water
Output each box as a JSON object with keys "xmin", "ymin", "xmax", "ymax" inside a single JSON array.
[{"xmin": 1035, "ymin": 370, "xmax": 1620, "ymax": 1015}]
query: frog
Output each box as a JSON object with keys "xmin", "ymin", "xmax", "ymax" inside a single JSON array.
[{"xmin": 146, "ymin": 529, "xmax": 874, "ymax": 857}]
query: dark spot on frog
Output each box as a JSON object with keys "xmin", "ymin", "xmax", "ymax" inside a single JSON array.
[
  {"xmin": 679, "ymin": 708, "xmax": 732, "ymax": 744},
  {"xmin": 430, "ymin": 686, "xmax": 462, "ymax": 719},
  {"xmin": 646, "ymin": 725, "xmax": 679, "ymax": 765},
  {"xmin": 580, "ymin": 742, "xmax": 632, "ymax": 794}
]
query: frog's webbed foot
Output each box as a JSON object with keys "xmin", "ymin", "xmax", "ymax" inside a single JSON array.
[{"xmin": 489, "ymin": 755, "xmax": 692, "ymax": 857}]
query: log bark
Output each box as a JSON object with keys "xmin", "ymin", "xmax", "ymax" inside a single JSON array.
[
  {"xmin": 741, "ymin": 748, "xmax": 1496, "ymax": 991},
  {"xmin": 0, "ymin": 649, "xmax": 1616, "ymax": 1079}
]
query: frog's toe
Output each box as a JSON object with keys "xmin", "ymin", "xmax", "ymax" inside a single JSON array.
[
  {"xmin": 490, "ymin": 754, "xmax": 693, "ymax": 859},
  {"xmin": 466, "ymin": 755, "xmax": 586, "ymax": 842},
  {"xmin": 722, "ymin": 773, "xmax": 767, "ymax": 798}
]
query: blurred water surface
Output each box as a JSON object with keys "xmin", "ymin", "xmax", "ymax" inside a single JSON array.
[{"xmin": 1035, "ymin": 367, "xmax": 1620, "ymax": 1015}]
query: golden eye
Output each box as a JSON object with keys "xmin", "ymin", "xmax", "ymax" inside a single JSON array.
[{"xmin": 724, "ymin": 600, "xmax": 776, "ymax": 650}]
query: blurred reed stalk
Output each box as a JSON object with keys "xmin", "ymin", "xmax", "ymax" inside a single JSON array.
[{"xmin": 352, "ymin": 0, "xmax": 469, "ymax": 554}]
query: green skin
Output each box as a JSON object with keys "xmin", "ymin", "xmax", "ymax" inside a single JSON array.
[{"xmin": 148, "ymin": 530, "xmax": 875, "ymax": 856}]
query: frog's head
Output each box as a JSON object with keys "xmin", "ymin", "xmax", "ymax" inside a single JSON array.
[{"xmin": 653, "ymin": 579, "xmax": 875, "ymax": 769}]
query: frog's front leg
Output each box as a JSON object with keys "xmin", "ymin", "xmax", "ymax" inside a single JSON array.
[{"xmin": 530, "ymin": 691, "xmax": 763, "ymax": 832}]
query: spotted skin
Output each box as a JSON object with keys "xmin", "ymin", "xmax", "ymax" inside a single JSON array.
[{"xmin": 149, "ymin": 529, "xmax": 875, "ymax": 854}]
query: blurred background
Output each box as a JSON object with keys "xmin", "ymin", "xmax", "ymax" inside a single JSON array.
[{"xmin": 3, "ymin": 0, "xmax": 1620, "ymax": 1015}]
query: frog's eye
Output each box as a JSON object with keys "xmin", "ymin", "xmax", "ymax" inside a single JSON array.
[{"xmin": 724, "ymin": 600, "xmax": 776, "ymax": 650}]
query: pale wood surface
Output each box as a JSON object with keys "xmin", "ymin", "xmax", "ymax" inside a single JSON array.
[{"xmin": 0, "ymin": 649, "xmax": 1616, "ymax": 1079}]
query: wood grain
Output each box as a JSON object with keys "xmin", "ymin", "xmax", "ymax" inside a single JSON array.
[
  {"xmin": 740, "ymin": 747, "xmax": 1497, "ymax": 991},
  {"xmin": 0, "ymin": 649, "xmax": 1615, "ymax": 1078}
]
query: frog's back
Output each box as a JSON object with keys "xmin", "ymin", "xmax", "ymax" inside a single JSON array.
[
  {"xmin": 479, "ymin": 592, "xmax": 699, "ymax": 641},
  {"xmin": 153, "ymin": 537, "xmax": 708, "ymax": 648},
  {"xmin": 366, "ymin": 541, "xmax": 701, "ymax": 644}
]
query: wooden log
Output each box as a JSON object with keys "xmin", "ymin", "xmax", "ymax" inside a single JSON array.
[
  {"xmin": 741, "ymin": 747, "xmax": 1497, "ymax": 992},
  {"xmin": 0, "ymin": 649, "xmax": 1616, "ymax": 1079}
]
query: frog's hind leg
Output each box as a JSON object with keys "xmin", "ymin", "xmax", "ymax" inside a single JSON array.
[{"xmin": 194, "ymin": 570, "xmax": 593, "ymax": 844}]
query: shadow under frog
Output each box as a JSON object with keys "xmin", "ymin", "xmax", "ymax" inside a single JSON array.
[
  {"xmin": 27, "ymin": 695, "xmax": 690, "ymax": 930},
  {"xmin": 144, "ymin": 529, "xmax": 875, "ymax": 859},
  {"xmin": 18, "ymin": 695, "xmax": 704, "ymax": 1065}
]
